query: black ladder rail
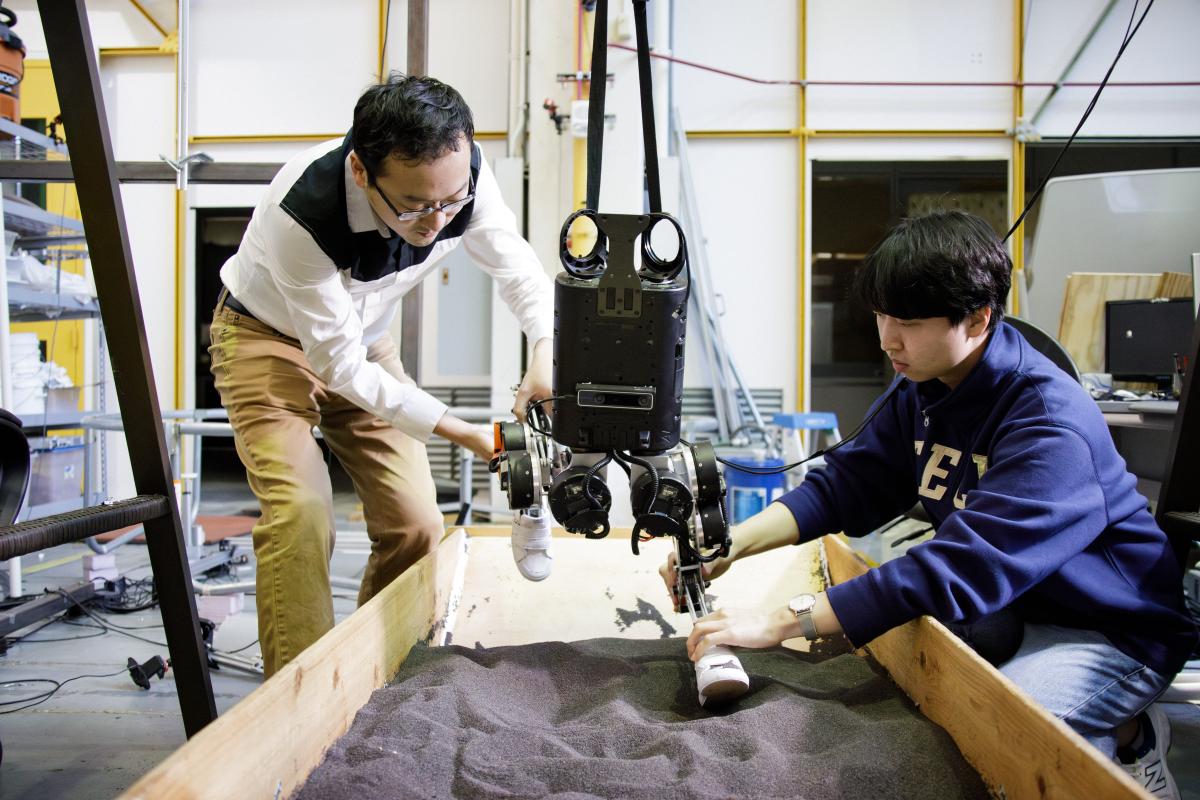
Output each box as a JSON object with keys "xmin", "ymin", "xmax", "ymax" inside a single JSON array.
[
  {"xmin": 29, "ymin": 0, "xmax": 218, "ymax": 736},
  {"xmin": 1156, "ymin": 305, "xmax": 1200, "ymax": 567}
]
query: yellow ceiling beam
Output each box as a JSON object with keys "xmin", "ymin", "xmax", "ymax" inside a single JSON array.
[{"xmin": 128, "ymin": 0, "xmax": 170, "ymax": 39}]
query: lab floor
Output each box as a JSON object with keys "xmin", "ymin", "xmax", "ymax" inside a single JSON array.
[{"xmin": 1, "ymin": 479, "xmax": 1198, "ymax": 799}]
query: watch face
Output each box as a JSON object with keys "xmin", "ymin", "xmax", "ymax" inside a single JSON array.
[{"xmin": 789, "ymin": 594, "xmax": 815, "ymax": 614}]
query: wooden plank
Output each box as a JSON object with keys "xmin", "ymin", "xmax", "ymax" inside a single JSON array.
[
  {"xmin": 1057, "ymin": 271, "xmax": 1193, "ymax": 373},
  {"xmin": 1157, "ymin": 271, "xmax": 1194, "ymax": 299},
  {"xmin": 822, "ymin": 534, "xmax": 1149, "ymax": 800},
  {"xmin": 122, "ymin": 529, "xmax": 469, "ymax": 800}
]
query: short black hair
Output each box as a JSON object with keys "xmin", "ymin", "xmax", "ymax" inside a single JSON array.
[
  {"xmin": 852, "ymin": 210, "xmax": 1011, "ymax": 330},
  {"xmin": 351, "ymin": 73, "xmax": 474, "ymax": 178}
]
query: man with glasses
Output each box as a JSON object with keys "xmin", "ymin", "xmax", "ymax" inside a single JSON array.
[{"xmin": 210, "ymin": 74, "xmax": 554, "ymax": 676}]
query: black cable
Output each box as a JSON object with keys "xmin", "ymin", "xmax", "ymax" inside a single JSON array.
[
  {"xmin": 688, "ymin": 378, "xmax": 907, "ymax": 476},
  {"xmin": 51, "ymin": 589, "xmax": 168, "ymax": 647},
  {"xmin": 9, "ymin": 617, "xmax": 108, "ymax": 644},
  {"xmin": 584, "ymin": 452, "xmax": 613, "ymax": 509},
  {"xmin": 1003, "ymin": 0, "xmax": 1153, "ymax": 243},
  {"xmin": 608, "ymin": 451, "xmax": 632, "ymax": 478},
  {"xmin": 220, "ymin": 638, "xmax": 260, "ymax": 655},
  {"xmin": 615, "ymin": 450, "xmax": 660, "ymax": 515},
  {"xmin": 0, "ymin": 667, "xmax": 129, "ymax": 715},
  {"xmin": 524, "ymin": 394, "xmax": 573, "ymax": 436}
]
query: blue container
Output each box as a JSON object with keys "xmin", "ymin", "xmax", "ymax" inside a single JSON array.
[{"xmin": 722, "ymin": 456, "xmax": 787, "ymax": 524}]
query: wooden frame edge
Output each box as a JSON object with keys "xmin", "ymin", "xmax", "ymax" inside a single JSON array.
[
  {"xmin": 822, "ymin": 534, "xmax": 1149, "ymax": 799},
  {"xmin": 121, "ymin": 529, "xmax": 469, "ymax": 800}
]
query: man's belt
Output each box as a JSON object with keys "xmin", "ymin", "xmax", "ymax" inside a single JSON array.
[{"xmin": 220, "ymin": 287, "xmax": 258, "ymax": 321}]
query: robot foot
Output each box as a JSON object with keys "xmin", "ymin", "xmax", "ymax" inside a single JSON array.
[
  {"xmin": 695, "ymin": 645, "xmax": 750, "ymax": 706},
  {"xmin": 695, "ymin": 647, "xmax": 751, "ymax": 705},
  {"xmin": 511, "ymin": 507, "xmax": 554, "ymax": 582}
]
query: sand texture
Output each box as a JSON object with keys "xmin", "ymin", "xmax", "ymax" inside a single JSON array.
[{"xmin": 295, "ymin": 637, "xmax": 988, "ymax": 800}]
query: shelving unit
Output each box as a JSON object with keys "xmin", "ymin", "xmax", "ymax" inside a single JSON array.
[{"xmin": 1, "ymin": 120, "xmax": 105, "ymax": 594}]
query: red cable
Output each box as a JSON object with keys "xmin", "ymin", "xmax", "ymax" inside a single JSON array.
[{"xmin": 608, "ymin": 42, "xmax": 1200, "ymax": 89}]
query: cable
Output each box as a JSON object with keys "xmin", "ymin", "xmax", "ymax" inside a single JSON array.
[
  {"xmin": 584, "ymin": 452, "xmax": 613, "ymax": 509},
  {"xmin": 1004, "ymin": 0, "xmax": 1154, "ymax": 243},
  {"xmin": 614, "ymin": 450, "xmax": 660, "ymax": 515},
  {"xmin": 0, "ymin": 666, "xmax": 129, "ymax": 714},
  {"xmin": 605, "ymin": 41, "xmax": 1192, "ymax": 89},
  {"xmin": 524, "ymin": 394, "xmax": 573, "ymax": 436},
  {"xmin": 687, "ymin": 378, "xmax": 907, "ymax": 476},
  {"xmin": 220, "ymin": 637, "xmax": 260, "ymax": 655},
  {"xmin": 51, "ymin": 589, "xmax": 168, "ymax": 647}
]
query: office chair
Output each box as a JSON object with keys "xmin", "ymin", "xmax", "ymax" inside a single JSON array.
[
  {"xmin": 1005, "ymin": 315, "xmax": 1082, "ymax": 385},
  {"xmin": 1, "ymin": 408, "xmax": 30, "ymax": 526}
]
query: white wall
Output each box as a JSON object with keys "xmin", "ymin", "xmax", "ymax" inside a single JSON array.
[
  {"xmin": 1025, "ymin": 0, "xmax": 1200, "ymax": 136},
  {"xmin": 18, "ymin": 0, "xmax": 1200, "ymax": 443},
  {"xmin": 663, "ymin": 0, "xmax": 1199, "ymax": 413}
]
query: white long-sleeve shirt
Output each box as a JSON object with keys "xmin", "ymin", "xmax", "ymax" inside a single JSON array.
[{"xmin": 220, "ymin": 135, "xmax": 554, "ymax": 442}]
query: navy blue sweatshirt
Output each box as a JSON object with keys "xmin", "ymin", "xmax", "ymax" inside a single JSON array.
[{"xmin": 778, "ymin": 321, "xmax": 1197, "ymax": 675}]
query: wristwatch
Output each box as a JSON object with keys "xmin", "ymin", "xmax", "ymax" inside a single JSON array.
[{"xmin": 788, "ymin": 593, "xmax": 819, "ymax": 641}]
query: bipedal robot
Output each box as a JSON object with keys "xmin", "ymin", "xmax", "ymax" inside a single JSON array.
[{"xmin": 489, "ymin": 0, "xmax": 750, "ymax": 705}]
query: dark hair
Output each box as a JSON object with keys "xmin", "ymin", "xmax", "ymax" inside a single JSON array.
[
  {"xmin": 351, "ymin": 73, "xmax": 474, "ymax": 177},
  {"xmin": 852, "ymin": 210, "xmax": 1011, "ymax": 330}
]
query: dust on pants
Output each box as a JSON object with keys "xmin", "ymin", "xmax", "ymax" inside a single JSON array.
[{"xmin": 208, "ymin": 303, "xmax": 444, "ymax": 677}]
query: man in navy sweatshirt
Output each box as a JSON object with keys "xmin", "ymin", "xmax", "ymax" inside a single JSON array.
[{"xmin": 663, "ymin": 210, "xmax": 1197, "ymax": 798}]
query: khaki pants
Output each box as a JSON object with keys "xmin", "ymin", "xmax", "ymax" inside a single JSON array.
[{"xmin": 208, "ymin": 300, "xmax": 444, "ymax": 677}]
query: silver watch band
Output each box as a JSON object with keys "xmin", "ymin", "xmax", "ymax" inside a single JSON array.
[{"xmin": 796, "ymin": 609, "xmax": 818, "ymax": 641}]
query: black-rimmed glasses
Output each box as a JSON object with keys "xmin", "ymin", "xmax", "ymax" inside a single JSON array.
[{"xmin": 371, "ymin": 172, "xmax": 475, "ymax": 222}]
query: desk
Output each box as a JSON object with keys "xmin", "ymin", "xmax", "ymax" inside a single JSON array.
[{"xmin": 1103, "ymin": 411, "xmax": 1175, "ymax": 504}]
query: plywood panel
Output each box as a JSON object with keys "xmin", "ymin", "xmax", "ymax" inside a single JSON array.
[
  {"xmin": 451, "ymin": 535, "xmax": 823, "ymax": 648},
  {"xmin": 1058, "ymin": 271, "xmax": 1193, "ymax": 373}
]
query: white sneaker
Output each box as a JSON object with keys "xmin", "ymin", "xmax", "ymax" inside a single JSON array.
[
  {"xmin": 511, "ymin": 507, "xmax": 553, "ymax": 582},
  {"xmin": 1118, "ymin": 704, "xmax": 1180, "ymax": 800},
  {"xmin": 695, "ymin": 645, "xmax": 750, "ymax": 706}
]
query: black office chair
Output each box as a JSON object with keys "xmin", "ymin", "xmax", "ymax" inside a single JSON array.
[
  {"xmin": 1, "ymin": 408, "xmax": 31, "ymax": 526},
  {"xmin": 1005, "ymin": 315, "xmax": 1082, "ymax": 385}
]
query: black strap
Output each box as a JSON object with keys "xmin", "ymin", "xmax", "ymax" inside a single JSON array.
[
  {"xmin": 632, "ymin": 0, "xmax": 661, "ymax": 213},
  {"xmin": 585, "ymin": 0, "xmax": 662, "ymax": 214},
  {"xmin": 584, "ymin": 0, "xmax": 608, "ymax": 212}
]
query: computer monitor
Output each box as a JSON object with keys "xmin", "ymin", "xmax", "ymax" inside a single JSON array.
[{"xmin": 1105, "ymin": 298, "xmax": 1196, "ymax": 389}]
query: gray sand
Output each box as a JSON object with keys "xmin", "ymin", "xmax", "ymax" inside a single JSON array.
[{"xmin": 296, "ymin": 637, "xmax": 988, "ymax": 799}]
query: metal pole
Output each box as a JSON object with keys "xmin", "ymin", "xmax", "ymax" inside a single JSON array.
[
  {"xmin": 1028, "ymin": 0, "xmax": 1120, "ymax": 129},
  {"xmin": 176, "ymin": 0, "xmax": 190, "ymax": 190},
  {"xmin": 400, "ymin": 0, "xmax": 429, "ymax": 381},
  {"xmin": 39, "ymin": 0, "xmax": 217, "ymax": 737}
]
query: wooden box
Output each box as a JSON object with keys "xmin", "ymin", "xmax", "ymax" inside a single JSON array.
[{"xmin": 123, "ymin": 529, "xmax": 1150, "ymax": 799}]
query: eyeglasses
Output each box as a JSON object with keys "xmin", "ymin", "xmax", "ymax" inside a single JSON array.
[{"xmin": 371, "ymin": 172, "xmax": 475, "ymax": 222}]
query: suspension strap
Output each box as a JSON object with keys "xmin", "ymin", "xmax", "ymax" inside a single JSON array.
[{"xmin": 585, "ymin": 0, "xmax": 663, "ymax": 213}]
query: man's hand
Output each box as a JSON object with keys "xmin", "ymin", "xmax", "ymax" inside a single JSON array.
[
  {"xmin": 513, "ymin": 338, "xmax": 553, "ymax": 423},
  {"xmin": 659, "ymin": 549, "xmax": 735, "ymax": 612},
  {"xmin": 686, "ymin": 606, "xmax": 797, "ymax": 661}
]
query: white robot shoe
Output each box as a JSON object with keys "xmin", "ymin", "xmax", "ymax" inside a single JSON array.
[
  {"xmin": 695, "ymin": 645, "xmax": 750, "ymax": 706},
  {"xmin": 511, "ymin": 507, "xmax": 554, "ymax": 582}
]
